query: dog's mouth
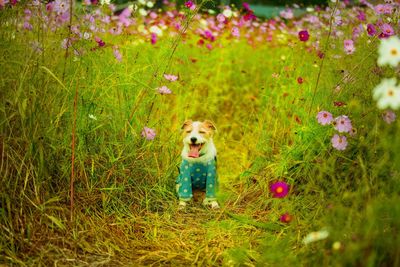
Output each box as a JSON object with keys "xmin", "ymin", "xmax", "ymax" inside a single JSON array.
[{"xmin": 188, "ymin": 143, "xmax": 204, "ymax": 158}]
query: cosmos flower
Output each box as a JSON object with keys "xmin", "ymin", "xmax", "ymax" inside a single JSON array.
[
  {"xmin": 373, "ymin": 78, "xmax": 400, "ymax": 110},
  {"xmin": 142, "ymin": 127, "xmax": 156, "ymax": 140},
  {"xmin": 185, "ymin": 0, "xmax": 195, "ymax": 10},
  {"xmin": 270, "ymin": 181, "xmax": 289, "ymax": 198},
  {"xmin": 164, "ymin": 74, "xmax": 178, "ymax": 82},
  {"xmin": 367, "ymin": 24, "xmax": 376, "ymax": 36},
  {"xmin": 344, "ymin": 39, "xmax": 355, "ymax": 55},
  {"xmin": 378, "ymin": 36, "xmax": 400, "ymax": 67},
  {"xmin": 316, "ymin": 111, "xmax": 333, "ymax": 125},
  {"xmin": 382, "ymin": 110, "xmax": 396, "ymax": 124},
  {"xmin": 280, "ymin": 213, "xmax": 293, "ymax": 223},
  {"xmin": 231, "ymin": 27, "xmax": 240, "ymax": 38},
  {"xmin": 331, "ymin": 134, "xmax": 348, "ymax": 150},
  {"xmin": 53, "ymin": 0, "xmax": 69, "ymax": 15},
  {"xmin": 94, "ymin": 36, "xmax": 105, "ymax": 47},
  {"xmin": 298, "ymin": 30, "xmax": 309, "ymax": 42},
  {"xmin": 113, "ymin": 46, "xmax": 122, "ymax": 62},
  {"xmin": 374, "ymin": 4, "xmax": 385, "ymax": 15},
  {"xmin": 334, "ymin": 115, "xmax": 352, "ymax": 133},
  {"xmin": 380, "ymin": 23, "xmax": 394, "ymax": 37},
  {"xmin": 303, "ymin": 230, "xmax": 329, "ymax": 244},
  {"xmin": 157, "ymin": 85, "xmax": 172, "ymax": 94}
]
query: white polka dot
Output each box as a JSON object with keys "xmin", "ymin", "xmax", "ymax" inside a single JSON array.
[
  {"xmin": 209, "ymin": 184, "xmax": 213, "ymax": 188},
  {"xmin": 208, "ymin": 173, "xmax": 212, "ymax": 177},
  {"xmin": 196, "ymin": 178, "xmax": 200, "ymax": 181},
  {"xmin": 184, "ymin": 177, "xmax": 188, "ymax": 181},
  {"xmin": 189, "ymin": 163, "xmax": 193, "ymax": 167},
  {"xmin": 184, "ymin": 189, "xmax": 188, "ymax": 193},
  {"xmin": 196, "ymin": 168, "xmax": 200, "ymax": 172},
  {"xmin": 203, "ymin": 173, "xmax": 206, "ymax": 176},
  {"xmin": 185, "ymin": 166, "xmax": 188, "ymax": 169}
]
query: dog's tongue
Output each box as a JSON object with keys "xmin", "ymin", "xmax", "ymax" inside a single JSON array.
[{"xmin": 188, "ymin": 145, "xmax": 200, "ymax": 158}]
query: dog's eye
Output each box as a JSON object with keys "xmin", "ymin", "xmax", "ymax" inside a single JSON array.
[
  {"xmin": 186, "ymin": 130, "xmax": 191, "ymax": 133},
  {"xmin": 199, "ymin": 131, "xmax": 206, "ymax": 134}
]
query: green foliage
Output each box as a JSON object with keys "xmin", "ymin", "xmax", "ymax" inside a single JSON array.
[{"xmin": 0, "ymin": 2, "xmax": 399, "ymax": 266}]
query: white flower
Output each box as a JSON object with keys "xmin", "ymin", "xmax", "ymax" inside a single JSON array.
[
  {"xmin": 146, "ymin": 1, "xmax": 154, "ymax": 8},
  {"xmin": 149, "ymin": 25, "xmax": 163, "ymax": 36},
  {"xmin": 377, "ymin": 36, "xmax": 400, "ymax": 67},
  {"xmin": 373, "ymin": 78, "xmax": 400, "ymax": 110},
  {"xmin": 303, "ymin": 230, "xmax": 329, "ymax": 245},
  {"xmin": 88, "ymin": 114, "xmax": 97, "ymax": 120},
  {"xmin": 138, "ymin": 8, "xmax": 147, "ymax": 16},
  {"xmin": 100, "ymin": 0, "xmax": 110, "ymax": 5},
  {"xmin": 222, "ymin": 8, "xmax": 233, "ymax": 18}
]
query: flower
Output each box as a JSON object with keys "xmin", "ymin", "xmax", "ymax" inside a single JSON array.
[
  {"xmin": 367, "ymin": 24, "xmax": 376, "ymax": 36},
  {"xmin": 382, "ymin": 110, "xmax": 396, "ymax": 124},
  {"xmin": 331, "ymin": 134, "xmax": 348, "ymax": 151},
  {"xmin": 344, "ymin": 39, "xmax": 355, "ymax": 55},
  {"xmin": 377, "ymin": 36, "xmax": 400, "ymax": 67},
  {"xmin": 231, "ymin": 27, "xmax": 240, "ymax": 38},
  {"xmin": 316, "ymin": 111, "xmax": 333, "ymax": 125},
  {"xmin": 53, "ymin": 0, "xmax": 69, "ymax": 14},
  {"xmin": 334, "ymin": 115, "xmax": 352, "ymax": 133},
  {"xmin": 141, "ymin": 127, "xmax": 156, "ymax": 140},
  {"xmin": 94, "ymin": 36, "xmax": 105, "ymax": 47},
  {"xmin": 332, "ymin": 241, "xmax": 342, "ymax": 251},
  {"xmin": 380, "ymin": 23, "xmax": 394, "ymax": 37},
  {"xmin": 303, "ymin": 230, "xmax": 329, "ymax": 245},
  {"xmin": 373, "ymin": 78, "xmax": 400, "ymax": 110},
  {"xmin": 270, "ymin": 181, "xmax": 289, "ymax": 198},
  {"xmin": 113, "ymin": 46, "xmax": 122, "ymax": 62},
  {"xmin": 185, "ymin": 0, "xmax": 195, "ymax": 10},
  {"xmin": 297, "ymin": 77, "xmax": 304, "ymax": 84},
  {"xmin": 157, "ymin": 85, "xmax": 172, "ymax": 94},
  {"xmin": 298, "ymin": 30, "xmax": 309, "ymax": 42},
  {"xmin": 164, "ymin": 74, "xmax": 178, "ymax": 82},
  {"xmin": 374, "ymin": 4, "xmax": 385, "ymax": 15},
  {"xmin": 88, "ymin": 114, "xmax": 97, "ymax": 120},
  {"xmin": 280, "ymin": 213, "xmax": 292, "ymax": 223}
]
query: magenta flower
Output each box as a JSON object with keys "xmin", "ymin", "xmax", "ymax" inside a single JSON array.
[
  {"xmin": 380, "ymin": 23, "xmax": 394, "ymax": 37},
  {"xmin": 142, "ymin": 127, "xmax": 156, "ymax": 140},
  {"xmin": 344, "ymin": 39, "xmax": 355, "ymax": 55},
  {"xmin": 356, "ymin": 11, "xmax": 366, "ymax": 21},
  {"xmin": 331, "ymin": 134, "xmax": 348, "ymax": 151},
  {"xmin": 94, "ymin": 36, "xmax": 105, "ymax": 47},
  {"xmin": 383, "ymin": 4, "xmax": 393, "ymax": 15},
  {"xmin": 151, "ymin": 33, "xmax": 157, "ymax": 45},
  {"xmin": 298, "ymin": 30, "xmax": 309, "ymax": 42},
  {"xmin": 367, "ymin": 24, "xmax": 377, "ymax": 36},
  {"xmin": 334, "ymin": 115, "xmax": 352, "ymax": 133},
  {"xmin": 270, "ymin": 181, "xmax": 289, "ymax": 198},
  {"xmin": 382, "ymin": 110, "xmax": 396, "ymax": 124},
  {"xmin": 280, "ymin": 213, "xmax": 293, "ymax": 223},
  {"xmin": 164, "ymin": 74, "xmax": 178, "ymax": 82},
  {"xmin": 185, "ymin": 0, "xmax": 195, "ymax": 10},
  {"xmin": 157, "ymin": 86, "xmax": 172, "ymax": 95},
  {"xmin": 316, "ymin": 111, "xmax": 333, "ymax": 125}
]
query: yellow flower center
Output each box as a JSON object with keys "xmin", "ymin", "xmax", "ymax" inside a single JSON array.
[
  {"xmin": 388, "ymin": 90, "xmax": 394, "ymax": 96},
  {"xmin": 391, "ymin": 49, "xmax": 398, "ymax": 56},
  {"xmin": 276, "ymin": 187, "xmax": 283, "ymax": 193}
]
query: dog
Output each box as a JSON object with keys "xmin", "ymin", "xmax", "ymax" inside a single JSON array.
[{"xmin": 176, "ymin": 120, "xmax": 219, "ymax": 209}]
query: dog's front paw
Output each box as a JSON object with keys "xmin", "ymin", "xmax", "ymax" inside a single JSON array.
[
  {"xmin": 203, "ymin": 198, "xmax": 219, "ymax": 209},
  {"xmin": 178, "ymin": 200, "xmax": 187, "ymax": 208}
]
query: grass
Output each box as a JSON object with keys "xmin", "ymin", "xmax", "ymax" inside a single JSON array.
[{"xmin": 1, "ymin": 1, "xmax": 400, "ymax": 266}]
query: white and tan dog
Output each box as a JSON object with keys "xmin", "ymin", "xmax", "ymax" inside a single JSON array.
[{"xmin": 176, "ymin": 120, "xmax": 219, "ymax": 209}]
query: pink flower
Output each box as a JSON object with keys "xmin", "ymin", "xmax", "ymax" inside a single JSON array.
[
  {"xmin": 94, "ymin": 36, "xmax": 105, "ymax": 47},
  {"xmin": 356, "ymin": 11, "xmax": 366, "ymax": 21},
  {"xmin": 316, "ymin": 111, "xmax": 333, "ymax": 125},
  {"xmin": 298, "ymin": 30, "xmax": 309, "ymax": 42},
  {"xmin": 157, "ymin": 86, "xmax": 172, "ymax": 95},
  {"xmin": 380, "ymin": 23, "xmax": 394, "ymax": 37},
  {"xmin": 0, "ymin": 0, "xmax": 9, "ymax": 7},
  {"xmin": 382, "ymin": 110, "xmax": 396, "ymax": 124},
  {"xmin": 231, "ymin": 27, "xmax": 240, "ymax": 38},
  {"xmin": 331, "ymin": 134, "xmax": 348, "ymax": 151},
  {"xmin": 141, "ymin": 127, "xmax": 156, "ymax": 140},
  {"xmin": 374, "ymin": 4, "xmax": 385, "ymax": 15},
  {"xmin": 151, "ymin": 33, "xmax": 157, "ymax": 45},
  {"xmin": 270, "ymin": 181, "xmax": 289, "ymax": 198},
  {"xmin": 113, "ymin": 46, "xmax": 122, "ymax": 62},
  {"xmin": 217, "ymin": 14, "xmax": 225, "ymax": 23},
  {"xmin": 280, "ymin": 213, "xmax": 293, "ymax": 223},
  {"xmin": 164, "ymin": 74, "xmax": 178, "ymax": 82},
  {"xmin": 334, "ymin": 115, "xmax": 352, "ymax": 133},
  {"xmin": 344, "ymin": 39, "xmax": 355, "ymax": 55}
]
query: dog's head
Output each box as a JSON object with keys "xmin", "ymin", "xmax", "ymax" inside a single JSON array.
[{"xmin": 181, "ymin": 120, "xmax": 216, "ymax": 159}]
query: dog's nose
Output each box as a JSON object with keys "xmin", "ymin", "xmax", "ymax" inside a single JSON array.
[{"xmin": 190, "ymin": 137, "xmax": 197, "ymax": 143}]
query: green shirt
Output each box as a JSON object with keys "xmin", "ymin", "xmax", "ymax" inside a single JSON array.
[{"xmin": 176, "ymin": 158, "xmax": 218, "ymax": 200}]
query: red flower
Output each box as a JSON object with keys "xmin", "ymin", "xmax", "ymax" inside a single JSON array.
[
  {"xmin": 298, "ymin": 30, "xmax": 309, "ymax": 42},
  {"xmin": 297, "ymin": 77, "xmax": 304, "ymax": 84},
  {"xmin": 280, "ymin": 213, "xmax": 293, "ymax": 223}
]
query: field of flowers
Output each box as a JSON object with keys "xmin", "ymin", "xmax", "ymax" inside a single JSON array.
[{"xmin": 1, "ymin": 0, "xmax": 400, "ymax": 265}]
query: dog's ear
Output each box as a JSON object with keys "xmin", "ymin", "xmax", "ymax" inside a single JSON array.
[
  {"xmin": 181, "ymin": 120, "xmax": 193, "ymax": 130},
  {"xmin": 203, "ymin": 120, "xmax": 217, "ymax": 132}
]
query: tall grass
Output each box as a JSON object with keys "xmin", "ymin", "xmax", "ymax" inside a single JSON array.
[{"xmin": 1, "ymin": 1, "xmax": 400, "ymax": 266}]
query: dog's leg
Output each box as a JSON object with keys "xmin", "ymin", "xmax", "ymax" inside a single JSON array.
[{"xmin": 203, "ymin": 159, "xmax": 219, "ymax": 209}]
